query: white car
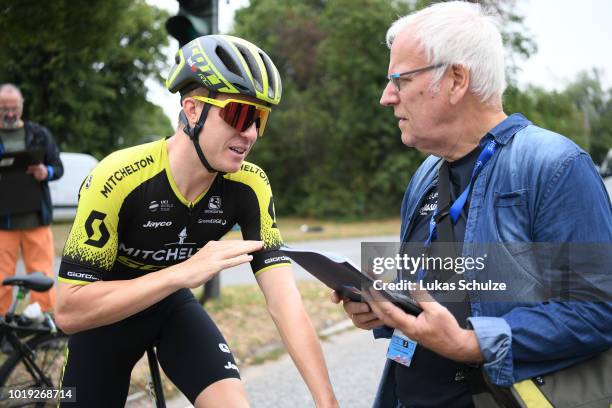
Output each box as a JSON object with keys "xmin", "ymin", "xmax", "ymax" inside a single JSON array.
[
  {"xmin": 598, "ymin": 149, "xmax": 612, "ymax": 202},
  {"xmin": 49, "ymin": 152, "xmax": 99, "ymax": 221},
  {"xmin": 604, "ymin": 176, "xmax": 612, "ymax": 202}
]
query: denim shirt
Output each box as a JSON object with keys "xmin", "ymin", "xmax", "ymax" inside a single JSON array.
[{"xmin": 373, "ymin": 113, "xmax": 612, "ymax": 406}]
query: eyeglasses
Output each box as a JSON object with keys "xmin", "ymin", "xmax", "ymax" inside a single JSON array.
[
  {"xmin": 192, "ymin": 96, "xmax": 271, "ymax": 137},
  {"xmin": 0, "ymin": 107, "xmax": 20, "ymax": 114},
  {"xmin": 387, "ymin": 63, "xmax": 445, "ymax": 91}
]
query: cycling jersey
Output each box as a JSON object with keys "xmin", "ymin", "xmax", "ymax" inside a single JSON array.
[{"xmin": 58, "ymin": 138, "xmax": 290, "ymax": 284}]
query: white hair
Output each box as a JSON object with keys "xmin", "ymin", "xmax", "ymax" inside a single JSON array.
[
  {"xmin": 0, "ymin": 83, "xmax": 24, "ymax": 102},
  {"xmin": 386, "ymin": 1, "xmax": 506, "ymax": 107}
]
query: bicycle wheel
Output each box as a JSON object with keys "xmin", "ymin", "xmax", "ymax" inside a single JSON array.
[{"xmin": 0, "ymin": 333, "xmax": 69, "ymax": 407}]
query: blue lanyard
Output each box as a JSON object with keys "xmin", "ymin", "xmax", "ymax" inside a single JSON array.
[{"xmin": 418, "ymin": 140, "xmax": 498, "ymax": 281}]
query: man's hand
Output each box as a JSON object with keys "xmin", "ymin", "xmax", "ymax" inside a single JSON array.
[
  {"xmin": 26, "ymin": 163, "xmax": 48, "ymax": 181},
  {"xmin": 364, "ymin": 288, "xmax": 484, "ymax": 363},
  {"xmin": 176, "ymin": 240, "xmax": 263, "ymax": 288},
  {"xmin": 330, "ymin": 291, "xmax": 384, "ymax": 330}
]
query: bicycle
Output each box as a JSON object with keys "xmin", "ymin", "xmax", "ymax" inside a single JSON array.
[
  {"xmin": 0, "ymin": 271, "xmax": 172, "ymax": 407},
  {"xmin": 0, "ymin": 271, "xmax": 68, "ymax": 407}
]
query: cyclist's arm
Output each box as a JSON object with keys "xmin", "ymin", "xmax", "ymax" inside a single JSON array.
[
  {"xmin": 229, "ymin": 164, "xmax": 337, "ymax": 405},
  {"xmin": 256, "ymin": 265, "xmax": 338, "ymax": 408},
  {"xmin": 56, "ymin": 268, "xmax": 181, "ymax": 334},
  {"xmin": 56, "ymin": 239, "xmax": 261, "ymax": 334}
]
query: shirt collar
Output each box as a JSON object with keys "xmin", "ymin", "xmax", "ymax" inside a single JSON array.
[{"xmin": 480, "ymin": 113, "xmax": 532, "ymax": 147}]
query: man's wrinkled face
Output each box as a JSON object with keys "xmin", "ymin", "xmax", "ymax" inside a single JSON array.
[
  {"xmin": 380, "ymin": 29, "xmax": 452, "ymax": 155},
  {"xmin": 0, "ymin": 91, "xmax": 23, "ymax": 129}
]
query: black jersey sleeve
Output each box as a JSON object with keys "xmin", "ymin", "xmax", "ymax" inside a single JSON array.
[{"xmin": 224, "ymin": 162, "xmax": 291, "ymax": 276}]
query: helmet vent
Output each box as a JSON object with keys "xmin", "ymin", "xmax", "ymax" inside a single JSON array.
[
  {"xmin": 260, "ymin": 52, "xmax": 277, "ymax": 99},
  {"xmin": 234, "ymin": 44, "xmax": 264, "ymax": 93},
  {"xmin": 234, "ymin": 83, "xmax": 250, "ymax": 92},
  {"xmin": 215, "ymin": 45, "xmax": 241, "ymax": 77}
]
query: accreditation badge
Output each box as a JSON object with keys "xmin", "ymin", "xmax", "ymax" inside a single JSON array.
[{"xmin": 386, "ymin": 329, "xmax": 418, "ymax": 367}]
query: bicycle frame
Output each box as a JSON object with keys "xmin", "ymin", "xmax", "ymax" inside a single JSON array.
[
  {"xmin": 146, "ymin": 347, "xmax": 166, "ymax": 408},
  {"xmin": 0, "ymin": 285, "xmax": 56, "ymax": 387},
  {"xmin": 0, "ymin": 328, "xmax": 54, "ymax": 387}
]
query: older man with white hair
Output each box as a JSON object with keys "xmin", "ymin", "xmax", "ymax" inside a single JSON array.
[
  {"xmin": 333, "ymin": 2, "xmax": 612, "ymax": 407},
  {"xmin": 0, "ymin": 83, "xmax": 64, "ymax": 314}
]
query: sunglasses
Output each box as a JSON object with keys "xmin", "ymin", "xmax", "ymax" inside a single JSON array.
[
  {"xmin": 192, "ymin": 96, "xmax": 271, "ymax": 137},
  {"xmin": 387, "ymin": 63, "xmax": 445, "ymax": 91}
]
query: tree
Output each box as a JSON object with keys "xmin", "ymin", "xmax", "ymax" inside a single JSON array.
[
  {"xmin": 504, "ymin": 70, "xmax": 612, "ymax": 163},
  {"xmin": 0, "ymin": 0, "xmax": 173, "ymax": 158},
  {"xmin": 564, "ymin": 69, "xmax": 612, "ymax": 163},
  {"xmin": 233, "ymin": 0, "xmax": 537, "ymax": 219}
]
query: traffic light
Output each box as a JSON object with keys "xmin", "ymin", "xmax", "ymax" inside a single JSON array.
[{"xmin": 166, "ymin": 0, "xmax": 218, "ymax": 46}]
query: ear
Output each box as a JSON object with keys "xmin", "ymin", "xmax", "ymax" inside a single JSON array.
[
  {"xmin": 181, "ymin": 97, "xmax": 201, "ymax": 125},
  {"xmin": 448, "ymin": 64, "xmax": 470, "ymax": 105}
]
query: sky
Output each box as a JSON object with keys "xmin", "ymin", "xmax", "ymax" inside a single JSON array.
[{"xmin": 146, "ymin": 0, "xmax": 612, "ymax": 123}]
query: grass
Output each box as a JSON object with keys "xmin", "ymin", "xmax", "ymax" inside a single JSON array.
[{"xmin": 51, "ymin": 217, "xmax": 400, "ymax": 256}]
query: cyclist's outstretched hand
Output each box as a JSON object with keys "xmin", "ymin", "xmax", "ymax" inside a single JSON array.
[{"xmin": 177, "ymin": 240, "xmax": 263, "ymax": 288}]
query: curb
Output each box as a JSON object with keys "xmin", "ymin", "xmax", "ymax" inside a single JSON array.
[{"xmin": 319, "ymin": 319, "xmax": 355, "ymax": 337}]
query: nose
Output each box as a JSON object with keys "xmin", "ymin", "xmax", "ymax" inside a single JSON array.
[
  {"xmin": 380, "ymin": 81, "xmax": 399, "ymax": 107},
  {"xmin": 240, "ymin": 122, "xmax": 258, "ymax": 141}
]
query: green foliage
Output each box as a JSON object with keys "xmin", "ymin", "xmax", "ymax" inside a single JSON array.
[
  {"xmin": 0, "ymin": 0, "xmax": 173, "ymax": 158},
  {"xmin": 564, "ymin": 70, "xmax": 612, "ymax": 163},
  {"xmin": 233, "ymin": 0, "xmax": 541, "ymax": 219},
  {"xmin": 504, "ymin": 69, "xmax": 612, "ymax": 163}
]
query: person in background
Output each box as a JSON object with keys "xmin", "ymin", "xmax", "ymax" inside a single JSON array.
[{"xmin": 0, "ymin": 83, "xmax": 64, "ymax": 314}]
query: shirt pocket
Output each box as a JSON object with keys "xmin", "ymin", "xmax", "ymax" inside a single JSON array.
[{"xmin": 493, "ymin": 189, "xmax": 531, "ymax": 250}]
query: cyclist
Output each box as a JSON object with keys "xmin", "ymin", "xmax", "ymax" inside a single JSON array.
[{"xmin": 56, "ymin": 35, "xmax": 338, "ymax": 408}]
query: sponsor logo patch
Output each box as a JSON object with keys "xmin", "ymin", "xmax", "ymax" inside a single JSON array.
[
  {"xmin": 208, "ymin": 196, "xmax": 221, "ymax": 210},
  {"xmin": 66, "ymin": 271, "xmax": 98, "ymax": 281},
  {"xmin": 142, "ymin": 221, "xmax": 172, "ymax": 228},
  {"xmin": 264, "ymin": 256, "xmax": 290, "ymax": 264},
  {"xmin": 85, "ymin": 174, "xmax": 93, "ymax": 189},
  {"xmin": 84, "ymin": 210, "xmax": 110, "ymax": 248},
  {"xmin": 197, "ymin": 218, "xmax": 227, "ymax": 225}
]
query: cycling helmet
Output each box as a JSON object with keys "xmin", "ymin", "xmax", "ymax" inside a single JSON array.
[
  {"xmin": 166, "ymin": 35, "xmax": 282, "ymax": 105},
  {"xmin": 165, "ymin": 35, "xmax": 282, "ymax": 173}
]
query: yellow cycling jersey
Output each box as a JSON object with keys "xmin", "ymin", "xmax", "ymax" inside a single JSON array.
[{"xmin": 59, "ymin": 138, "xmax": 290, "ymax": 285}]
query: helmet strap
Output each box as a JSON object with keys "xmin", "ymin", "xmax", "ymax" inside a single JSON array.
[{"xmin": 180, "ymin": 91, "xmax": 224, "ymax": 175}]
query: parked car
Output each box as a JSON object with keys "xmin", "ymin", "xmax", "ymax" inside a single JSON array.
[
  {"xmin": 604, "ymin": 176, "xmax": 612, "ymax": 202},
  {"xmin": 49, "ymin": 152, "xmax": 98, "ymax": 221}
]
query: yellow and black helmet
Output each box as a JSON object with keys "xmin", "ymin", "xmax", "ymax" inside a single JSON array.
[{"xmin": 166, "ymin": 34, "xmax": 282, "ymax": 105}]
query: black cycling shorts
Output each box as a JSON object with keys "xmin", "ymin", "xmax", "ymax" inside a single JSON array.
[{"xmin": 59, "ymin": 288, "xmax": 240, "ymax": 407}]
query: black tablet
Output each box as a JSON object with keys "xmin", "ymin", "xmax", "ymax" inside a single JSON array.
[
  {"xmin": 0, "ymin": 149, "xmax": 45, "ymax": 215},
  {"xmin": 0, "ymin": 149, "xmax": 45, "ymax": 170},
  {"xmin": 281, "ymin": 246, "xmax": 421, "ymax": 316}
]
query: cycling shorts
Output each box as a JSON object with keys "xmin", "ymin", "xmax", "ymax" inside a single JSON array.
[{"xmin": 59, "ymin": 289, "xmax": 240, "ymax": 407}]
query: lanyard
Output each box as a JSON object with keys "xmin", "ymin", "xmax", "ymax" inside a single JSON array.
[{"xmin": 417, "ymin": 140, "xmax": 498, "ymax": 281}]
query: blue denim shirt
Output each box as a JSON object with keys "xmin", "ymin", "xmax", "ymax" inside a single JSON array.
[{"xmin": 373, "ymin": 113, "xmax": 612, "ymax": 406}]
